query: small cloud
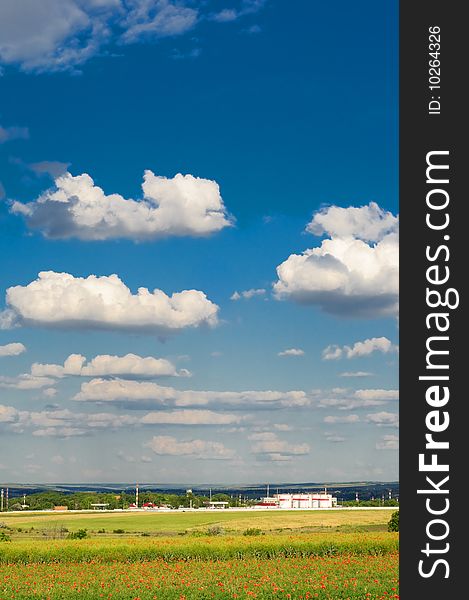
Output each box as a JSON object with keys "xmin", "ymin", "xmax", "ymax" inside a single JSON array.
[
  {"xmin": 278, "ymin": 348, "xmax": 304, "ymax": 357},
  {"xmin": 376, "ymin": 434, "xmax": 399, "ymax": 450},
  {"xmin": 0, "ymin": 123, "xmax": 29, "ymax": 144},
  {"xmin": 51, "ymin": 455, "xmax": 64, "ymax": 465},
  {"xmin": 339, "ymin": 371, "xmax": 373, "ymax": 377},
  {"xmin": 323, "ymin": 414, "xmax": 360, "ymax": 424},
  {"xmin": 0, "ymin": 374, "xmax": 55, "ymax": 390},
  {"xmin": 170, "ymin": 47, "xmax": 201, "ymax": 60},
  {"xmin": 324, "ymin": 432, "xmax": 346, "ymax": 443},
  {"xmin": 230, "ymin": 288, "xmax": 266, "ymax": 301},
  {"xmin": 29, "ymin": 161, "xmax": 71, "ymax": 178},
  {"xmin": 323, "ymin": 337, "xmax": 398, "ymax": 360},
  {"xmin": 145, "ymin": 435, "xmax": 236, "ymax": 460},
  {"xmin": 210, "ymin": 351, "xmax": 223, "ymax": 358},
  {"xmin": 0, "ymin": 342, "xmax": 26, "ymax": 357},
  {"xmin": 366, "ymin": 412, "xmax": 399, "ymax": 428},
  {"xmin": 249, "ymin": 431, "xmax": 310, "ymax": 461},
  {"xmin": 211, "ymin": 9, "xmax": 238, "ymax": 23},
  {"xmin": 42, "ymin": 388, "xmax": 58, "ymax": 398},
  {"xmin": 244, "ymin": 24, "xmax": 262, "ymax": 34}
]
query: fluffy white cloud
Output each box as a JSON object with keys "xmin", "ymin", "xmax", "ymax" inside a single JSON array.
[
  {"xmin": 11, "ymin": 171, "xmax": 233, "ymax": 240},
  {"xmin": 306, "ymin": 202, "xmax": 398, "ymax": 241},
  {"xmin": 230, "ymin": 288, "xmax": 266, "ymax": 301},
  {"xmin": 32, "ymin": 353, "xmax": 186, "ymax": 378},
  {"xmin": 274, "ymin": 203, "xmax": 398, "ymax": 318},
  {"xmin": 0, "ymin": 342, "xmax": 26, "ymax": 357},
  {"xmin": 74, "ymin": 378, "xmax": 310, "ymax": 408},
  {"xmin": 144, "ymin": 435, "xmax": 235, "ymax": 459},
  {"xmin": 376, "ymin": 434, "xmax": 399, "ymax": 450},
  {"xmin": 3, "ymin": 271, "xmax": 219, "ymax": 332},
  {"xmin": 278, "ymin": 348, "xmax": 304, "ymax": 357},
  {"xmin": 323, "ymin": 337, "xmax": 398, "ymax": 360},
  {"xmin": 0, "ymin": 123, "xmax": 29, "ymax": 143},
  {"xmin": 365, "ymin": 412, "xmax": 399, "ymax": 427}
]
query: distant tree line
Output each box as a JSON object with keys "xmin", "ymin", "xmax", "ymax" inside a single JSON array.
[
  {"xmin": 3, "ymin": 491, "xmax": 255, "ymax": 511},
  {"xmin": 340, "ymin": 499, "xmax": 399, "ymax": 507}
]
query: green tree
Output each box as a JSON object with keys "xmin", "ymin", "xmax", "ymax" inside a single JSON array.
[{"xmin": 388, "ymin": 510, "xmax": 399, "ymax": 532}]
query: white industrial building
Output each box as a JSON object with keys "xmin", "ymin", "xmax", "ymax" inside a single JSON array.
[{"xmin": 256, "ymin": 492, "xmax": 337, "ymax": 509}]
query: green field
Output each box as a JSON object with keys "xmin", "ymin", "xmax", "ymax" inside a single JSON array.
[
  {"xmin": 0, "ymin": 553, "xmax": 399, "ymax": 599},
  {"xmin": 0, "ymin": 510, "xmax": 398, "ymax": 598},
  {"xmin": 0, "ymin": 508, "xmax": 395, "ymax": 536}
]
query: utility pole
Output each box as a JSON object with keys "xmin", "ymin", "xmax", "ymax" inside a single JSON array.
[{"xmin": 1, "ymin": 489, "xmax": 3, "ymax": 512}]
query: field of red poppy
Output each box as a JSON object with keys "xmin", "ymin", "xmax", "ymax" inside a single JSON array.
[
  {"xmin": 0, "ymin": 532, "xmax": 398, "ymax": 599},
  {"xmin": 0, "ymin": 553, "xmax": 399, "ymax": 599}
]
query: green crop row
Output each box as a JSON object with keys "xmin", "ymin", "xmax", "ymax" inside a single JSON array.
[{"xmin": 0, "ymin": 532, "xmax": 398, "ymax": 564}]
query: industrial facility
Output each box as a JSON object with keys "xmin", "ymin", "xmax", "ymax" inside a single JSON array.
[{"xmin": 256, "ymin": 491, "xmax": 337, "ymax": 509}]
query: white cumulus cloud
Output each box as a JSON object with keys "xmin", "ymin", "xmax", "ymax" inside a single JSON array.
[
  {"xmin": 274, "ymin": 203, "xmax": 398, "ymax": 318},
  {"xmin": 31, "ymin": 353, "xmax": 186, "ymax": 378},
  {"xmin": 0, "ymin": 342, "xmax": 26, "ymax": 357},
  {"xmin": 230, "ymin": 288, "xmax": 266, "ymax": 301},
  {"xmin": 2, "ymin": 271, "xmax": 219, "ymax": 332},
  {"xmin": 322, "ymin": 337, "xmax": 398, "ymax": 360},
  {"xmin": 278, "ymin": 348, "xmax": 304, "ymax": 357},
  {"xmin": 11, "ymin": 170, "xmax": 233, "ymax": 240},
  {"xmin": 306, "ymin": 202, "xmax": 398, "ymax": 241}
]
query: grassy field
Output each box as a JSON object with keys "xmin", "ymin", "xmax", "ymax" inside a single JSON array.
[
  {"xmin": 0, "ymin": 509, "xmax": 395, "ymax": 536},
  {"xmin": 0, "ymin": 553, "xmax": 399, "ymax": 599},
  {"xmin": 0, "ymin": 511, "xmax": 398, "ymax": 598},
  {"xmin": 0, "ymin": 532, "xmax": 398, "ymax": 563}
]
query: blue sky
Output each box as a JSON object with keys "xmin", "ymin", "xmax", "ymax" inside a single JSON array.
[{"xmin": 0, "ymin": 0, "xmax": 398, "ymax": 484}]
